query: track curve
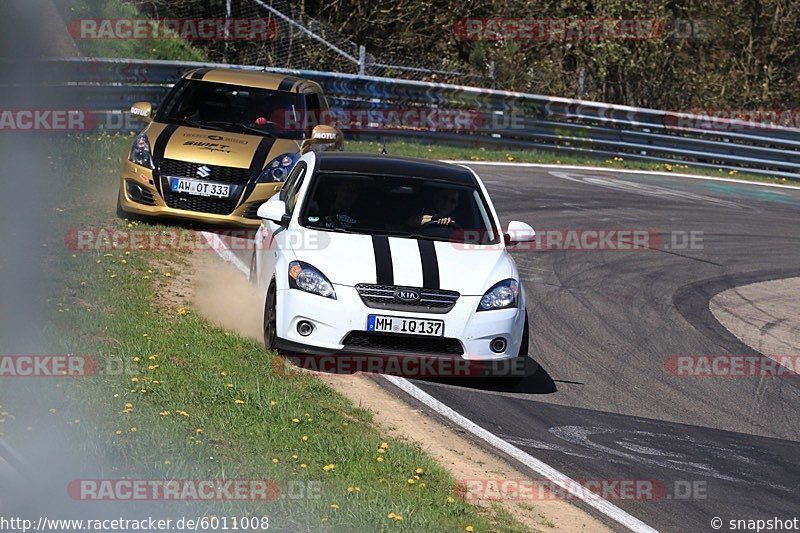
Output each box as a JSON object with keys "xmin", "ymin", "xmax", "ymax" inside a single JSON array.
[{"xmin": 399, "ymin": 165, "xmax": 800, "ymax": 531}]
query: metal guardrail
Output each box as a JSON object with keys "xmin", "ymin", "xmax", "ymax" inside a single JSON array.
[{"xmin": 4, "ymin": 57, "xmax": 800, "ymax": 179}]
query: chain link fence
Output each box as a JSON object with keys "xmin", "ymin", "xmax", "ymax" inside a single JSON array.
[{"xmin": 129, "ymin": 0, "xmax": 490, "ymax": 84}]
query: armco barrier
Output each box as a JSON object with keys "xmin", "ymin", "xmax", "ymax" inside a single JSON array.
[{"xmin": 3, "ymin": 57, "xmax": 800, "ymax": 179}]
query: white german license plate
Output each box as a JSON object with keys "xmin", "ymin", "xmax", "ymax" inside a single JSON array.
[
  {"xmin": 367, "ymin": 314, "xmax": 444, "ymax": 336},
  {"xmin": 170, "ymin": 177, "xmax": 231, "ymax": 198}
]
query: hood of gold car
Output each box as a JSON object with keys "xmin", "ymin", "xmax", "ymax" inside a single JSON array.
[{"xmin": 147, "ymin": 124, "xmax": 303, "ymax": 169}]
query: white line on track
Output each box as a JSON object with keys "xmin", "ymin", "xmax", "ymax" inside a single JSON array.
[
  {"xmin": 199, "ymin": 227, "xmax": 659, "ymax": 532},
  {"xmin": 444, "ymin": 160, "xmax": 800, "ymax": 190}
]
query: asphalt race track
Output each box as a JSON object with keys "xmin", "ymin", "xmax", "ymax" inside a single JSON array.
[
  {"xmin": 400, "ymin": 165, "xmax": 800, "ymax": 532},
  {"xmin": 234, "ymin": 165, "xmax": 800, "ymax": 532}
]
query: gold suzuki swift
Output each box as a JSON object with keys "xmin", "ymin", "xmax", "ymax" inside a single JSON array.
[{"xmin": 118, "ymin": 67, "xmax": 343, "ymax": 227}]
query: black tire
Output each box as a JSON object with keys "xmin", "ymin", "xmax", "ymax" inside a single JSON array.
[
  {"xmin": 263, "ymin": 282, "xmax": 277, "ymax": 350},
  {"xmin": 116, "ymin": 191, "xmax": 129, "ymax": 219},
  {"xmin": 493, "ymin": 311, "xmax": 528, "ymax": 387}
]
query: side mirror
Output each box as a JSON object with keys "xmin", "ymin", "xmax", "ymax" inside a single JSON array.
[
  {"xmin": 257, "ymin": 200, "xmax": 290, "ymax": 226},
  {"xmin": 504, "ymin": 221, "xmax": 536, "ymax": 246},
  {"xmin": 302, "ymin": 125, "xmax": 341, "ymax": 151},
  {"xmin": 130, "ymin": 102, "xmax": 153, "ymax": 123}
]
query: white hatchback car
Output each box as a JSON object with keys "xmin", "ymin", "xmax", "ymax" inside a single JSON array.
[{"xmin": 252, "ymin": 152, "xmax": 535, "ymax": 376}]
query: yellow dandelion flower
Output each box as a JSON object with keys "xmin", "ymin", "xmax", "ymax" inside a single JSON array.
[
  {"xmin": 124, "ymin": 403, "xmax": 133, "ymax": 409},
  {"xmin": 234, "ymin": 399, "xmax": 245, "ymax": 405},
  {"xmin": 322, "ymin": 464, "xmax": 335, "ymax": 472},
  {"xmin": 447, "ymin": 496, "xmax": 455, "ymax": 503},
  {"xmin": 159, "ymin": 411, "xmax": 170, "ymax": 417},
  {"xmin": 269, "ymin": 400, "xmax": 277, "ymax": 406},
  {"xmin": 131, "ymin": 377, "xmax": 139, "ymax": 383},
  {"xmin": 176, "ymin": 410, "xmax": 189, "ymax": 417},
  {"xmin": 330, "ymin": 504, "xmax": 339, "ymax": 510},
  {"xmin": 272, "ymin": 458, "xmax": 279, "ymax": 464},
  {"xmin": 225, "ymin": 383, "xmax": 234, "ymax": 389},
  {"xmin": 300, "ymin": 463, "xmax": 307, "ymax": 469},
  {"xmin": 133, "ymin": 357, "xmax": 140, "ymax": 362},
  {"xmin": 376, "ymin": 456, "xmax": 384, "ymax": 462},
  {"xmin": 195, "ymin": 428, "xmax": 204, "ymax": 434},
  {"xmin": 291, "ymin": 418, "xmax": 300, "ymax": 423},
  {"xmin": 302, "ymin": 435, "xmax": 309, "ymax": 442},
  {"xmin": 379, "ymin": 442, "xmax": 389, "ymax": 450},
  {"xmin": 407, "ymin": 478, "xmax": 416, "ymax": 485},
  {"xmin": 115, "ymin": 430, "xmax": 122, "ymax": 435},
  {"xmin": 164, "ymin": 460, "xmax": 171, "ymax": 465},
  {"xmin": 148, "ymin": 355, "xmax": 158, "ymax": 360},
  {"xmin": 415, "ymin": 467, "xmax": 424, "ymax": 475},
  {"xmin": 291, "ymin": 454, "xmax": 298, "ymax": 460},
  {"xmin": 377, "ymin": 448, "xmax": 385, "ymax": 454},
  {"xmin": 177, "ymin": 307, "xmax": 188, "ymax": 316},
  {"xmin": 148, "ymin": 365, "xmax": 158, "ymax": 370},
  {"xmin": 130, "ymin": 427, "xmax": 138, "ymax": 432},
  {"xmin": 466, "ymin": 527, "xmax": 474, "ymax": 532}
]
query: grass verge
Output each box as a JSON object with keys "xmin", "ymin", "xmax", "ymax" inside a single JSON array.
[{"xmin": 15, "ymin": 132, "xmax": 526, "ymax": 531}]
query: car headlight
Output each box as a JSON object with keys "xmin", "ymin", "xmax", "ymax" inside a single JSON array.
[
  {"xmin": 288, "ymin": 261, "xmax": 336, "ymax": 299},
  {"xmin": 477, "ymin": 279, "xmax": 519, "ymax": 311},
  {"xmin": 129, "ymin": 134, "xmax": 154, "ymax": 169},
  {"xmin": 258, "ymin": 153, "xmax": 298, "ymax": 183}
]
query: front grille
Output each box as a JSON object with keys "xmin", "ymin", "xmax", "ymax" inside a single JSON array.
[
  {"xmin": 162, "ymin": 189, "xmax": 239, "ymax": 215},
  {"xmin": 355, "ymin": 284, "xmax": 460, "ymax": 314},
  {"xmin": 342, "ymin": 331, "xmax": 464, "ymax": 355},
  {"xmin": 159, "ymin": 159, "xmax": 253, "ymax": 184}
]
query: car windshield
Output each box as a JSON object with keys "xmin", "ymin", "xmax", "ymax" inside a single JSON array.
[
  {"xmin": 299, "ymin": 172, "xmax": 500, "ymax": 244},
  {"xmin": 156, "ymin": 79, "xmax": 309, "ymax": 140}
]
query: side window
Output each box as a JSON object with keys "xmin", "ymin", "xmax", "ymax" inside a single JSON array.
[{"xmin": 281, "ymin": 162, "xmax": 307, "ymax": 216}]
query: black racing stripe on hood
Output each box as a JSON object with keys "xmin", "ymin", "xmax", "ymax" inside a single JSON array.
[
  {"xmin": 190, "ymin": 68, "xmax": 211, "ymax": 80},
  {"xmin": 417, "ymin": 239, "xmax": 440, "ymax": 289},
  {"xmin": 152, "ymin": 124, "xmax": 178, "ymax": 195},
  {"xmin": 372, "ymin": 236, "xmax": 394, "ymax": 285},
  {"xmin": 278, "ymin": 76, "xmax": 301, "ymax": 92},
  {"xmin": 239, "ymin": 136, "xmax": 277, "ymax": 205}
]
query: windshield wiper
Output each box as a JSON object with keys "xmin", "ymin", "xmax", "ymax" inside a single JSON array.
[
  {"xmin": 408, "ymin": 233, "xmax": 452, "ymax": 242},
  {"xmin": 205, "ymin": 121, "xmax": 276, "ymax": 137},
  {"xmin": 169, "ymin": 118, "xmax": 225, "ymax": 131}
]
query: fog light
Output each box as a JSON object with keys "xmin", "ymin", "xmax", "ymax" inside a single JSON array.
[
  {"xmin": 125, "ymin": 181, "xmax": 144, "ymax": 202},
  {"xmin": 490, "ymin": 337, "xmax": 507, "ymax": 353},
  {"xmin": 297, "ymin": 320, "xmax": 314, "ymax": 337}
]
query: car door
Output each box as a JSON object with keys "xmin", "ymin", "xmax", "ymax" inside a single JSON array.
[{"xmin": 255, "ymin": 152, "xmax": 315, "ymax": 289}]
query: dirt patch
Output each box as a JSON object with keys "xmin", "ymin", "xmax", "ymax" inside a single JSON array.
[
  {"xmin": 711, "ymin": 277, "xmax": 800, "ymax": 357},
  {"xmin": 184, "ymin": 249, "xmax": 611, "ymax": 532}
]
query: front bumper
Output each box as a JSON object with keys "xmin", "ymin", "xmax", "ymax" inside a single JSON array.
[
  {"xmin": 119, "ymin": 161, "xmax": 281, "ymax": 228},
  {"xmin": 274, "ymin": 284, "xmax": 526, "ymax": 361}
]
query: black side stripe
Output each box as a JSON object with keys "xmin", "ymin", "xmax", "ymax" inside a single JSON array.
[
  {"xmin": 190, "ymin": 68, "xmax": 211, "ymax": 80},
  {"xmin": 152, "ymin": 124, "xmax": 179, "ymax": 195},
  {"xmin": 239, "ymin": 136, "xmax": 277, "ymax": 205},
  {"xmin": 372, "ymin": 236, "xmax": 394, "ymax": 285},
  {"xmin": 417, "ymin": 240, "xmax": 440, "ymax": 289},
  {"xmin": 278, "ymin": 76, "xmax": 301, "ymax": 92}
]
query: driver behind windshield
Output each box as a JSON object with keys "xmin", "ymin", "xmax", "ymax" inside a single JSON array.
[
  {"xmin": 321, "ymin": 180, "xmax": 361, "ymax": 230},
  {"xmin": 409, "ymin": 188, "xmax": 460, "ymax": 228}
]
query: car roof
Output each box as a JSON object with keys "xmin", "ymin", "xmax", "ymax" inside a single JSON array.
[
  {"xmin": 315, "ymin": 153, "xmax": 478, "ymax": 186},
  {"xmin": 183, "ymin": 68, "xmax": 323, "ymax": 94}
]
